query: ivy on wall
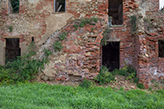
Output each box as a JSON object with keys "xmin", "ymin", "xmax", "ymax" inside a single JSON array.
[{"xmin": 10, "ymin": 0, "xmax": 19, "ymax": 13}]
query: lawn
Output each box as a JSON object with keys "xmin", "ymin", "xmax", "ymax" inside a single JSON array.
[{"xmin": 0, "ymin": 83, "xmax": 164, "ymax": 109}]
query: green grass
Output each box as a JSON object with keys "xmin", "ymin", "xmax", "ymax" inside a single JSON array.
[{"xmin": 0, "ymin": 83, "xmax": 164, "ymax": 109}]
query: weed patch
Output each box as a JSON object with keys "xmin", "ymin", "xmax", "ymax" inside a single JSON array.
[
  {"xmin": 101, "ymin": 28, "xmax": 111, "ymax": 46},
  {"xmin": 130, "ymin": 15, "xmax": 137, "ymax": 32},
  {"xmin": 53, "ymin": 41, "xmax": 63, "ymax": 52},
  {"xmin": 73, "ymin": 17, "xmax": 98, "ymax": 30},
  {"xmin": 79, "ymin": 79, "xmax": 92, "ymax": 89},
  {"xmin": 58, "ymin": 32, "xmax": 67, "ymax": 41},
  {"xmin": 95, "ymin": 66, "xmax": 115, "ymax": 85},
  {"xmin": 0, "ymin": 43, "xmax": 51, "ymax": 84}
]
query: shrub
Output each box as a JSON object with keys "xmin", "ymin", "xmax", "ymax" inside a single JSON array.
[
  {"xmin": 59, "ymin": 32, "xmax": 67, "ymax": 41},
  {"xmin": 8, "ymin": 26, "xmax": 13, "ymax": 32},
  {"xmin": 73, "ymin": 25, "xmax": 78, "ymax": 30},
  {"xmin": 127, "ymin": 65, "xmax": 137, "ymax": 77},
  {"xmin": 95, "ymin": 66, "xmax": 115, "ymax": 85},
  {"xmin": 137, "ymin": 83, "xmax": 145, "ymax": 89},
  {"xmin": 53, "ymin": 41, "xmax": 63, "ymax": 52},
  {"xmin": 43, "ymin": 48, "xmax": 52, "ymax": 57},
  {"xmin": 101, "ymin": 28, "xmax": 111, "ymax": 46},
  {"xmin": 73, "ymin": 17, "xmax": 98, "ymax": 30},
  {"xmin": 79, "ymin": 22, "xmax": 85, "ymax": 27},
  {"xmin": 156, "ymin": 89, "xmax": 164, "ymax": 95},
  {"xmin": 130, "ymin": 15, "xmax": 137, "ymax": 32},
  {"xmin": 133, "ymin": 78, "xmax": 139, "ymax": 83},
  {"xmin": 133, "ymin": 78, "xmax": 145, "ymax": 89},
  {"xmin": 0, "ymin": 43, "xmax": 51, "ymax": 84},
  {"xmin": 111, "ymin": 65, "xmax": 136, "ymax": 80},
  {"xmin": 79, "ymin": 79, "xmax": 92, "ymax": 89},
  {"xmin": 91, "ymin": 17, "xmax": 98, "ymax": 23},
  {"xmin": 111, "ymin": 68, "xmax": 128, "ymax": 76}
]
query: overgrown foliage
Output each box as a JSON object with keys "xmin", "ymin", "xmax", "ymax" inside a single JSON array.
[
  {"xmin": 130, "ymin": 15, "xmax": 137, "ymax": 32},
  {"xmin": 8, "ymin": 26, "xmax": 13, "ymax": 32},
  {"xmin": 59, "ymin": 32, "xmax": 67, "ymax": 41},
  {"xmin": 0, "ymin": 43, "xmax": 51, "ymax": 84},
  {"xmin": 53, "ymin": 41, "xmax": 63, "ymax": 52},
  {"xmin": 79, "ymin": 79, "xmax": 92, "ymax": 89},
  {"xmin": 111, "ymin": 65, "xmax": 137, "ymax": 79},
  {"xmin": 95, "ymin": 64, "xmax": 144, "ymax": 89},
  {"xmin": 53, "ymin": 31, "xmax": 67, "ymax": 52},
  {"xmin": 10, "ymin": 0, "xmax": 19, "ymax": 13},
  {"xmin": 73, "ymin": 17, "xmax": 98, "ymax": 30},
  {"xmin": 101, "ymin": 28, "xmax": 111, "ymax": 46},
  {"xmin": 95, "ymin": 66, "xmax": 115, "ymax": 85}
]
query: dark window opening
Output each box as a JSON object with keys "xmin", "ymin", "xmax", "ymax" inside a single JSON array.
[
  {"xmin": 102, "ymin": 42, "xmax": 120, "ymax": 71},
  {"xmin": 32, "ymin": 37, "xmax": 34, "ymax": 42},
  {"xmin": 8, "ymin": 0, "xmax": 19, "ymax": 13},
  {"xmin": 54, "ymin": 0, "xmax": 66, "ymax": 12},
  {"xmin": 159, "ymin": 40, "xmax": 164, "ymax": 57},
  {"xmin": 108, "ymin": 0, "xmax": 123, "ymax": 25},
  {"xmin": 5, "ymin": 38, "xmax": 21, "ymax": 64}
]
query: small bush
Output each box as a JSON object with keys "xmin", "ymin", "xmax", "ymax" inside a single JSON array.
[
  {"xmin": 8, "ymin": 26, "xmax": 13, "ymax": 32},
  {"xmin": 79, "ymin": 79, "xmax": 91, "ymax": 89},
  {"xmin": 91, "ymin": 17, "xmax": 98, "ymax": 23},
  {"xmin": 101, "ymin": 28, "xmax": 111, "ymax": 46},
  {"xmin": 111, "ymin": 68, "xmax": 129, "ymax": 76},
  {"xmin": 73, "ymin": 17, "xmax": 98, "ymax": 30},
  {"xmin": 137, "ymin": 83, "xmax": 145, "ymax": 89},
  {"xmin": 95, "ymin": 66, "xmax": 115, "ymax": 85},
  {"xmin": 59, "ymin": 32, "xmax": 67, "ymax": 41},
  {"xmin": 127, "ymin": 65, "xmax": 137, "ymax": 77},
  {"xmin": 43, "ymin": 48, "xmax": 52, "ymax": 57},
  {"xmin": 130, "ymin": 15, "xmax": 137, "ymax": 32},
  {"xmin": 53, "ymin": 41, "xmax": 63, "ymax": 52},
  {"xmin": 0, "ymin": 43, "xmax": 50, "ymax": 84},
  {"xmin": 156, "ymin": 89, "xmax": 164, "ymax": 95},
  {"xmin": 73, "ymin": 25, "xmax": 78, "ymax": 30},
  {"xmin": 79, "ymin": 22, "xmax": 85, "ymax": 27},
  {"xmin": 111, "ymin": 65, "xmax": 136, "ymax": 80},
  {"xmin": 133, "ymin": 78, "xmax": 139, "ymax": 83}
]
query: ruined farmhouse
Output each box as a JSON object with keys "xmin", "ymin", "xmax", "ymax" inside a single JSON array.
[{"xmin": 0, "ymin": 0, "xmax": 164, "ymax": 88}]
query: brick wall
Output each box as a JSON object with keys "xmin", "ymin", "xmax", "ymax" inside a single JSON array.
[{"xmin": 0, "ymin": 0, "xmax": 163, "ymax": 88}]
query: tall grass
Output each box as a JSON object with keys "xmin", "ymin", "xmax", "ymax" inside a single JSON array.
[{"xmin": 0, "ymin": 83, "xmax": 164, "ymax": 109}]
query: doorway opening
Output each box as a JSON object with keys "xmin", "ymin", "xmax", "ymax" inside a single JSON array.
[
  {"xmin": 102, "ymin": 42, "xmax": 120, "ymax": 71},
  {"xmin": 5, "ymin": 38, "xmax": 21, "ymax": 64},
  {"xmin": 108, "ymin": 0, "xmax": 123, "ymax": 25}
]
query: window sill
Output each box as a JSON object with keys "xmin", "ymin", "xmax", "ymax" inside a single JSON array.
[
  {"xmin": 52, "ymin": 12, "xmax": 66, "ymax": 14},
  {"xmin": 110, "ymin": 25, "xmax": 124, "ymax": 27},
  {"xmin": 7, "ymin": 13, "xmax": 20, "ymax": 16}
]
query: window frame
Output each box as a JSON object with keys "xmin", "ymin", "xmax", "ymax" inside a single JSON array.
[
  {"xmin": 108, "ymin": 0, "xmax": 123, "ymax": 25},
  {"xmin": 8, "ymin": 0, "xmax": 20, "ymax": 14},
  {"xmin": 54, "ymin": 0, "xmax": 66, "ymax": 12},
  {"xmin": 158, "ymin": 40, "xmax": 164, "ymax": 57}
]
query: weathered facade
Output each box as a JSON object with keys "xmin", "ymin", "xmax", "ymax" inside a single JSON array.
[{"xmin": 0, "ymin": 0, "xmax": 164, "ymax": 88}]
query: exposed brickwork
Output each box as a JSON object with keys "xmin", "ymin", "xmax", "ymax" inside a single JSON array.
[{"xmin": 0, "ymin": 0, "xmax": 163, "ymax": 88}]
